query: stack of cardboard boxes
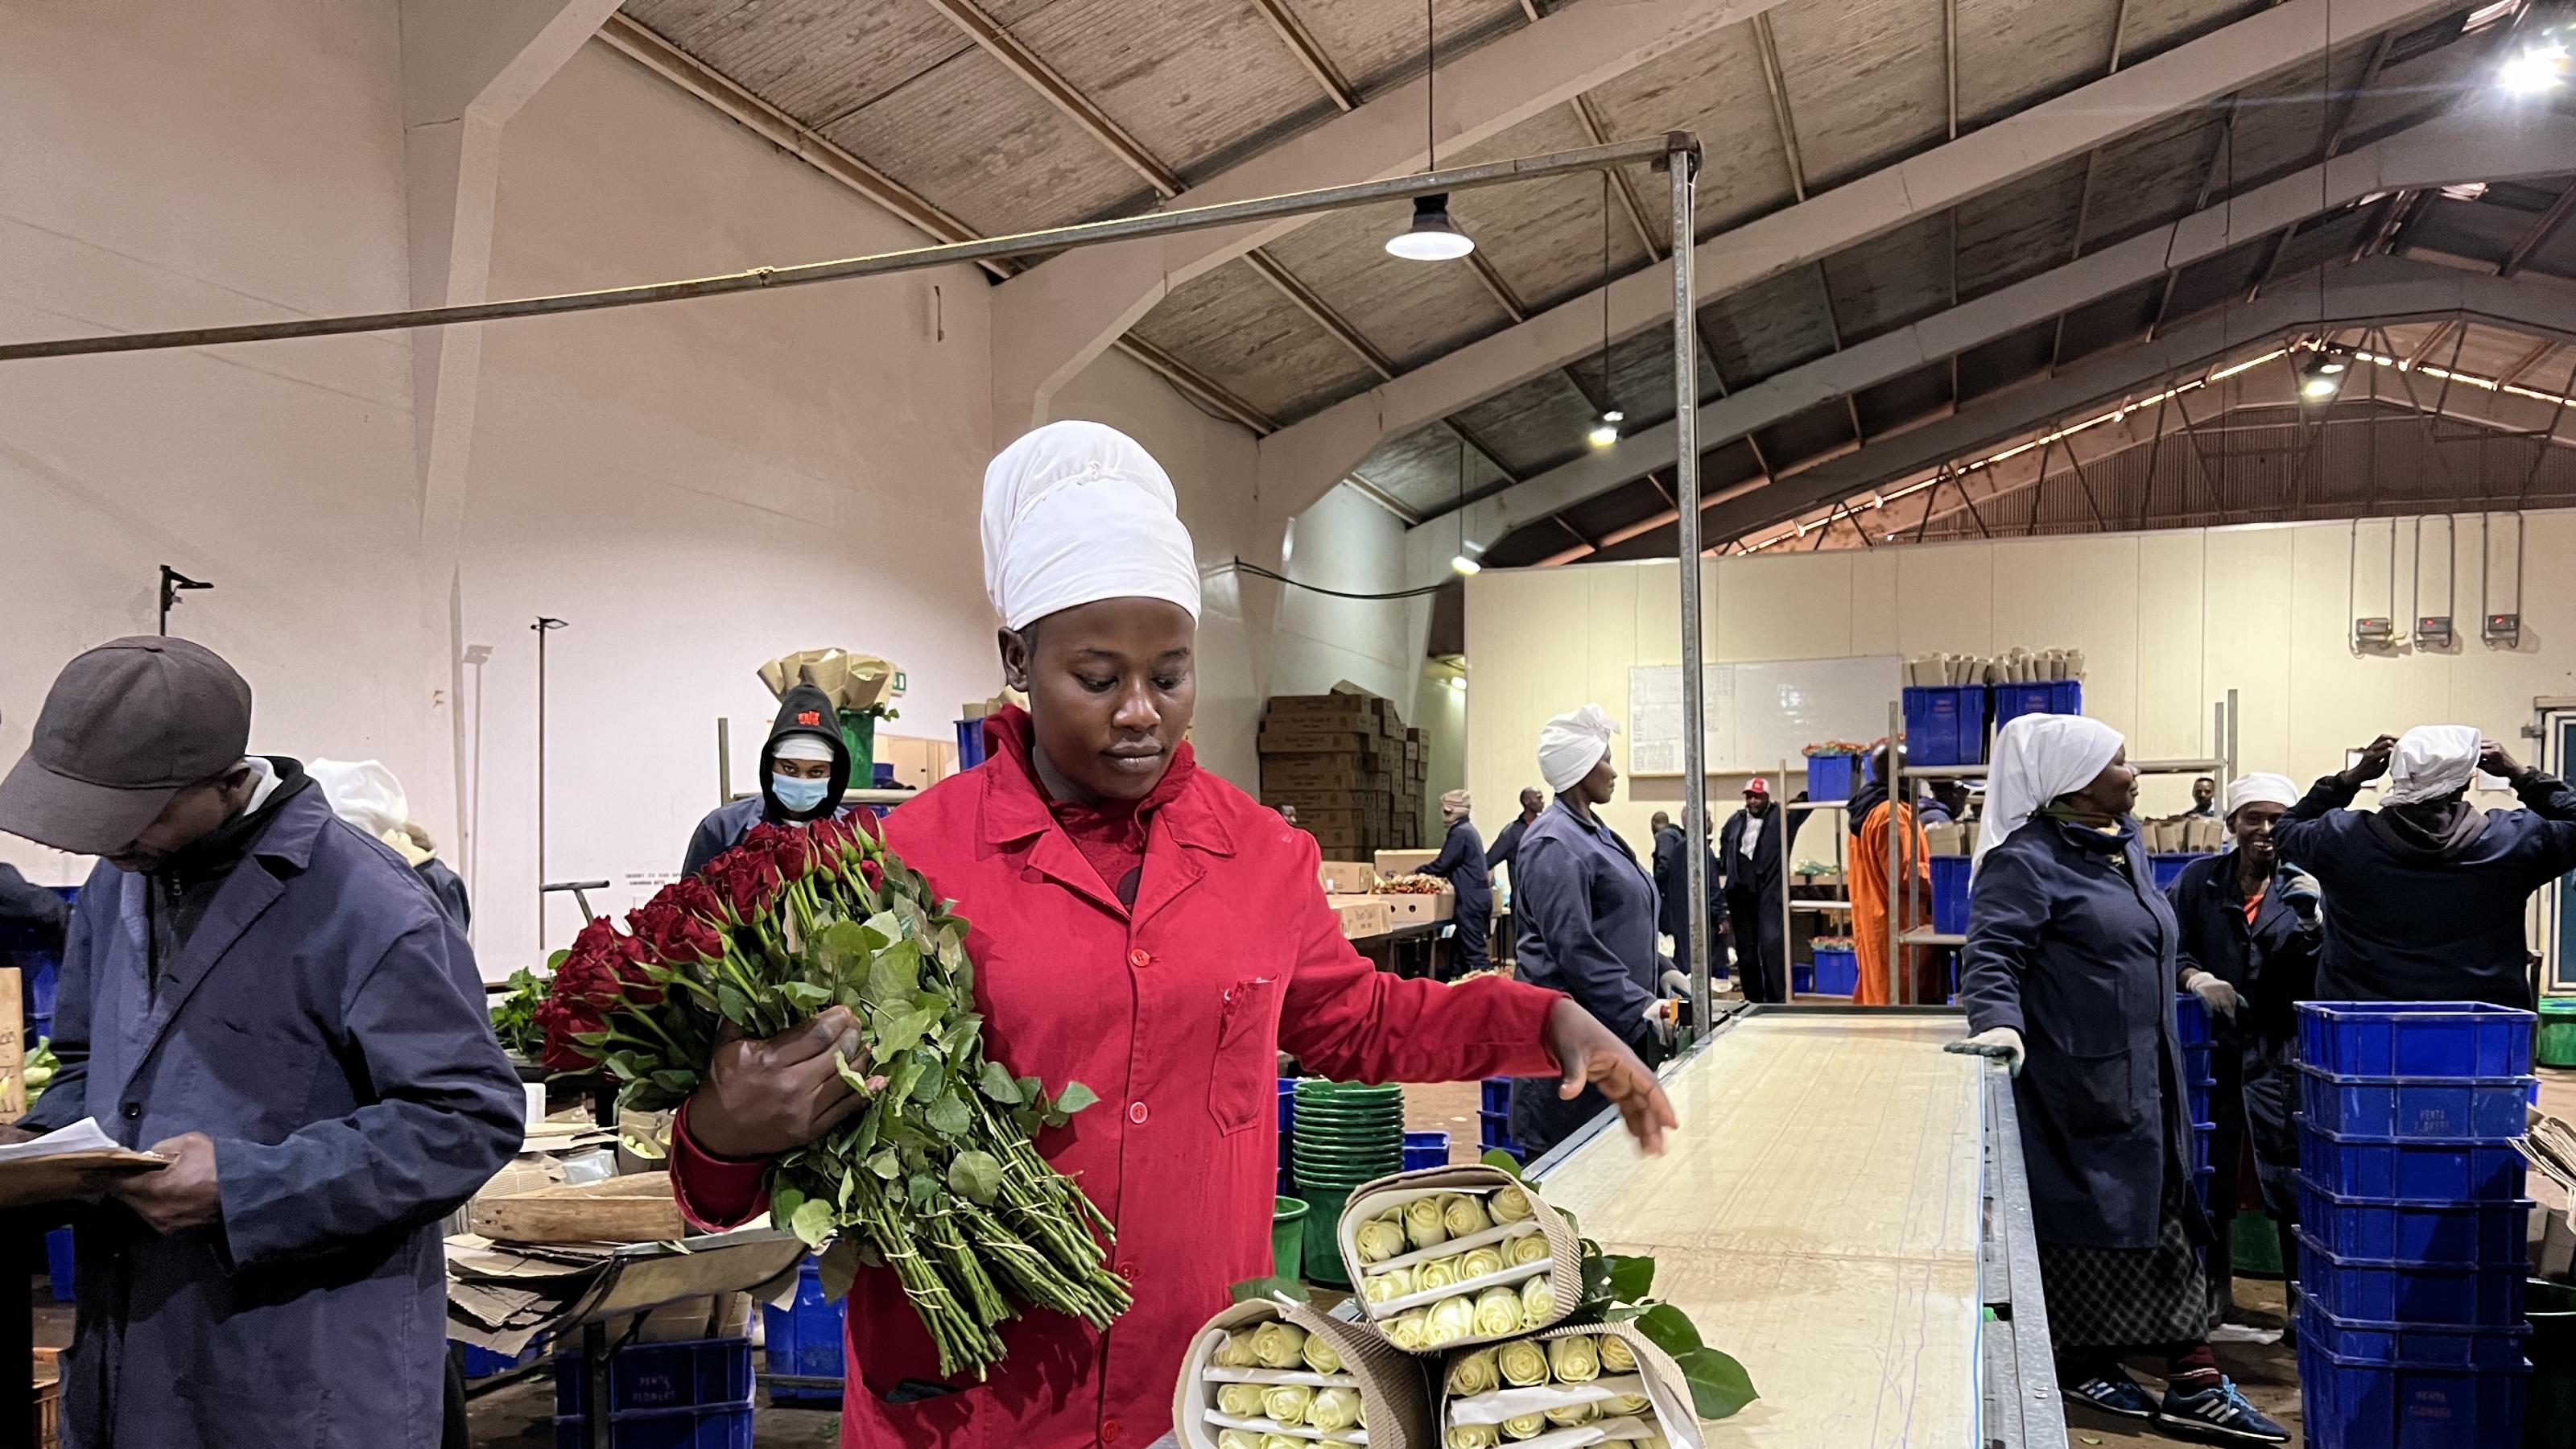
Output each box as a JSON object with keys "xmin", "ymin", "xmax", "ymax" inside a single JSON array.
[{"xmin": 1257, "ymin": 692, "xmax": 1426, "ymax": 861}]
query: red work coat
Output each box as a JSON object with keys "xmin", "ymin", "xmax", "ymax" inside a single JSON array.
[{"xmin": 672, "ymin": 714, "xmax": 1564, "ymax": 1448}]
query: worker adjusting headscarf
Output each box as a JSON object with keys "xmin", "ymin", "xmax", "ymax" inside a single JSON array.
[
  {"xmin": 1975, "ymin": 713, "xmax": 2125, "ymax": 872},
  {"xmin": 1538, "ymin": 704, "xmax": 1620, "ymax": 792},
  {"xmin": 2225, "ymin": 772, "xmax": 2301, "ymax": 816},
  {"xmin": 308, "ymin": 758, "xmax": 423, "ymax": 859},
  {"xmin": 1441, "ymin": 788, "xmax": 1472, "ymax": 824},
  {"xmin": 2381, "ymin": 724, "xmax": 2482, "ymax": 806},
  {"xmin": 981, "ymin": 420, "xmax": 1200, "ymax": 630}
]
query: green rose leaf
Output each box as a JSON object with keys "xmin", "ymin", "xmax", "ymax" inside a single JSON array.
[
  {"xmin": 779, "ymin": 980, "xmax": 832, "ymax": 1009},
  {"xmin": 649, "ymin": 1069, "xmax": 698, "ymax": 1094},
  {"xmin": 1602, "ymin": 1253, "xmax": 1656, "ymax": 1304},
  {"xmin": 715, "ymin": 983, "xmax": 757, "ymax": 1028},
  {"xmin": 1631, "ymin": 1302, "xmax": 1704, "ymax": 1357},
  {"xmin": 1051, "ymin": 1082, "xmax": 1100, "ymax": 1117},
  {"xmin": 1227, "ymin": 1276, "xmax": 1311, "ymax": 1305},
  {"xmin": 865, "ymin": 1149, "xmax": 902, "ymax": 1180},
  {"xmin": 947, "ymin": 1149, "xmax": 1004, "ymax": 1204},
  {"xmin": 771, "ymin": 1184, "xmax": 807, "ymax": 1225},
  {"xmin": 815, "ymin": 1237, "xmax": 864, "ymax": 1302},
  {"xmin": 1015, "ymin": 1075, "xmax": 1042, "ymax": 1105},
  {"xmin": 926, "ymin": 1090, "xmax": 972, "ymax": 1137},
  {"xmin": 1480, "ymin": 1149, "xmax": 1526, "ymax": 1179},
  {"xmin": 832, "ymin": 1051, "xmax": 872, "ymax": 1096},
  {"xmin": 788, "ymin": 1197, "xmax": 834, "ymax": 1249},
  {"xmin": 906, "ymin": 1172, "xmax": 937, "ymax": 1212},
  {"xmin": 1674, "ymin": 1345, "xmax": 1760, "ymax": 1419},
  {"xmin": 860, "ymin": 912, "xmax": 901, "ymax": 951},
  {"xmin": 976, "ymin": 1061, "xmax": 1022, "ymax": 1104},
  {"xmin": 885, "ymin": 1057, "xmax": 926, "ymax": 1105},
  {"xmin": 874, "ymin": 1005, "xmax": 942, "ymax": 1055}
]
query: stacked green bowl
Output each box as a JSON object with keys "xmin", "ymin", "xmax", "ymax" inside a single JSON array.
[{"xmin": 1289, "ymin": 1080, "xmax": 1405, "ymax": 1287}]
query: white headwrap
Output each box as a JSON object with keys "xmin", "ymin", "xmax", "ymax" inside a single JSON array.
[
  {"xmin": 2383, "ymin": 724, "xmax": 2482, "ymax": 806},
  {"xmin": 308, "ymin": 758, "xmax": 409, "ymax": 840},
  {"xmin": 772, "ymin": 736, "xmax": 835, "ymax": 765},
  {"xmin": 979, "ymin": 421, "xmax": 1201, "ymax": 630},
  {"xmin": 2225, "ymin": 772, "xmax": 2301, "ymax": 815},
  {"xmin": 1973, "ymin": 714, "xmax": 2125, "ymax": 872},
  {"xmin": 1538, "ymin": 705, "xmax": 1620, "ymax": 792}
]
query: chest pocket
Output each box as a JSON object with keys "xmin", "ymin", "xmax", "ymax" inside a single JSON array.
[{"xmin": 1207, "ymin": 976, "xmax": 1282, "ymax": 1137}]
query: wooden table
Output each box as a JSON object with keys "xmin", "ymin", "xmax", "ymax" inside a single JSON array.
[{"xmin": 1527, "ymin": 1005, "xmax": 2061, "ymax": 1449}]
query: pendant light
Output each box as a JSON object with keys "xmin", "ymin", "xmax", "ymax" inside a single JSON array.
[
  {"xmin": 1387, "ymin": 1, "xmax": 1474, "ymax": 262},
  {"xmin": 1585, "ymin": 174, "xmax": 1621, "ymax": 446}
]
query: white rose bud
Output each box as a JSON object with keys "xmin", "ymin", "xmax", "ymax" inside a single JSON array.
[
  {"xmin": 1496, "ymin": 1339, "xmax": 1550, "ymax": 1386},
  {"xmin": 1415, "ymin": 1256, "xmax": 1462, "ymax": 1292},
  {"xmin": 1633, "ymin": 1435, "xmax": 1669, "ymax": 1449},
  {"xmin": 1261, "ymin": 1436, "xmax": 1304, "ymax": 1449},
  {"xmin": 1447, "ymin": 1426, "xmax": 1499, "ymax": 1449},
  {"xmin": 1361, "ymin": 1265, "xmax": 1414, "ymax": 1304},
  {"xmin": 1404, "ymin": 1196, "xmax": 1451, "ymax": 1250},
  {"xmin": 1459, "ymin": 1247, "xmax": 1505, "ymax": 1282},
  {"xmin": 1501, "ymin": 1414, "xmax": 1546, "ymax": 1440},
  {"xmin": 1544, "ymin": 1402, "xmax": 1597, "ymax": 1428},
  {"xmin": 1472, "ymin": 1286, "xmax": 1522, "ymax": 1337},
  {"xmin": 1217, "ymin": 1431, "xmax": 1262, "ymax": 1449},
  {"xmin": 1261, "ymin": 1385, "xmax": 1314, "ymax": 1426},
  {"xmin": 1488, "ymin": 1185, "xmax": 1535, "ymax": 1223},
  {"xmin": 1547, "ymin": 1335, "xmax": 1602, "ymax": 1383},
  {"xmin": 1355, "ymin": 1217, "xmax": 1409, "ymax": 1265},
  {"xmin": 1385, "ymin": 1311, "xmax": 1429, "ymax": 1350},
  {"xmin": 1607, "ymin": 1393, "xmax": 1651, "ymax": 1416},
  {"xmin": 1308, "ymin": 1388, "xmax": 1363, "ymax": 1433},
  {"xmin": 1509, "ymin": 1232, "xmax": 1553, "ymax": 1267},
  {"xmin": 1446, "ymin": 1348, "xmax": 1501, "ymax": 1397},
  {"xmin": 1216, "ymin": 1383, "xmax": 1265, "ymax": 1418},
  {"xmin": 1302, "ymin": 1331, "xmax": 1343, "ymax": 1376},
  {"xmin": 1598, "ymin": 1335, "xmax": 1637, "ymax": 1373},
  {"xmin": 1423, "ymin": 1294, "xmax": 1478, "ymax": 1347},
  {"xmin": 1215, "ymin": 1330, "xmax": 1259, "ymax": 1368},
  {"xmin": 1519, "ymin": 1276, "xmax": 1558, "ymax": 1325},
  {"xmin": 1251, "ymin": 1321, "xmax": 1309, "ymax": 1369},
  {"xmin": 1443, "ymin": 1192, "xmax": 1492, "ymax": 1237}
]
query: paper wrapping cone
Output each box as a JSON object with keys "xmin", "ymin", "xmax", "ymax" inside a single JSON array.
[
  {"xmin": 1173, "ymin": 1297, "xmax": 1436, "ymax": 1449},
  {"xmin": 1336, "ymin": 1164, "xmax": 1586, "ymax": 1352},
  {"xmin": 757, "ymin": 650, "xmax": 895, "ymax": 711},
  {"xmin": 1436, "ymin": 1321, "xmax": 1704, "ymax": 1449}
]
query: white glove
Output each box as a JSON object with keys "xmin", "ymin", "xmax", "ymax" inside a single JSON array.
[
  {"xmin": 1945, "ymin": 1026, "xmax": 2025, "ymax": 1076},
  {"xmin": 1641, "ymin": 998, "xmax": 1678, "ymax": 1046},
  {"xmin": 2182, "ymin": 968, "xmax": 2241, "ymax": 1018},
  {"xmin": 1660, "ymin": 968, "xmax": 1693, "ymax": 996}
]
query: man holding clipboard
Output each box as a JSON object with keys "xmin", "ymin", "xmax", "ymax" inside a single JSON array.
[{"xmin": 0, "ymin": 638, "xmax": 522, "ymax": 1448}]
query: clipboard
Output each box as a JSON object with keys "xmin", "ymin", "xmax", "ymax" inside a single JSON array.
[{"xmin": 0, "ymin": 1149, "xmax": 168, "ymax": 1208}]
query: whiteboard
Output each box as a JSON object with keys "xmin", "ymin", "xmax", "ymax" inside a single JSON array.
[{"xmin": 1628, "ymin": 655, "xmax": 1902, "ymax": 775}]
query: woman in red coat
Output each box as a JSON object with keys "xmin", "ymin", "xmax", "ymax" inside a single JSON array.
[{"xmin": 670, "ymin": 423, "xmax": 1673, "ymax": 1448}]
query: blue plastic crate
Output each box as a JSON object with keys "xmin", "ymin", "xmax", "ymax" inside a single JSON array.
[
  {"xmin": 1479, "ymin": 1108, "xmax": 1515, "ymax": 1151},
  {"xmin": 2297, "ymin": 1298, "xmax": 2529, "ymax": 1372},
  {"xmin": 2182, "ymin": 1041, "xmax": 2216, "ymax": 1088},
  {"xmin": 1929, "ymin": 856, "xmax": 1972, "ymax": 935},
  {"xmin": 45, "ymin": 1228, "xmax": 72, "ymax": 1302},
  {"xmin": 2298, "ymin": 1122, "xmax": 2527, "ymax": 1201},
  {"xmin": 2175, "ymin": 993, "xmax": 2211, "ymax": 1048},
  {"xmin": 1481, "ymin": 1078, "xmax": 1512, "ymax": 1115},
  {"xmin": 555, "ymin": 1405, "xmax": 756, "ymax": 1449},
  {"xmin": 1791, "ymin": 963, "xmax": 1814, "ymax": 994},
  {"xmin": 1991, "ymin": 679, "xmax": 2083, "ymax": 732},
  {"xmin": 2188, "ymin": 1082, "xmax": 2212, "ymax": 1124},
  {"xmin": 1804, "ymin": 753, "xmax": 1862, "ymax": 801},
  {"xmin": 2295, "ymin": 1063, "xmax": 2534, "ymax": 1140},
  {"xmin": 2297, "ymin": 1340, "xmax": 2526, "ymax": 1449},
  {"xmin": 462, "ymin": 1341, "xmax": 546, "ymax": 1381},
  {"xmin": 2149, "ymin": 852, "xmax": 2211, "ymax": 892},
  {"xmin": 1403, "ymin": 1130, "xmax": 1451, "ymax": 1170},
  {"xmin": 2297, "ymin": 1174, "xmax": 2534, "ymax": 1265},
  {"xmin": 761, "ymin": 1261, "xmax": 847, "ymax": 1405},
  {"xmin": 2297, "ymin": 1001, "xmax": 2536, "ymax": 1079},
  {"xmin": 2192, "ymin": 1122, "xmax": 2215, "ymax": 1174},
  {"xmin": 1278, "ymin": 1079, "xmax": 1295, "ymax": 1132},
  {"xmin": 1809, "ymin": 946, "xmax": 1858, "ymax": 997},
  {"xmin": 1901, "ymin": 686, "xmax": 1988, "ymax": 767},
  {"xmin": 953, "ymin": 718, "xmax": 989, "ymax": 770},
  {"xmin": 2297, "ymin": 1230, "xmax": 2526, "ymax": 1326},
  {"xmin": 555, "ymin": 1338, "xmax": 753, "ymax": 1418}
]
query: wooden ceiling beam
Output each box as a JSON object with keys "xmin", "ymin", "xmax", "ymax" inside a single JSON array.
[
  {"xmin": 1750, "ymin": 12, "xmax": 1809, "ymax": 202},
  {"xmin": 1568, "ymin": 97, "xmax": 1661, "ymax": 259},
  {"xmin": 1242, "ymin": 251, "xmax": 1396, "ymax": 378},
  {"xmin": 2501, "ymin": 183, "xmax": 2576, "ymax": 279},
  {"xmin": 1249, "ymin": 0, "xmax": 1356, "ymax": 111},
  {"xmin": 917, "ymin": 0, "xmax": 1183, "ymax": 197},
  {"xmin": 1115, "ymin": 335, "xmax": 1278, "ymax": 432}
]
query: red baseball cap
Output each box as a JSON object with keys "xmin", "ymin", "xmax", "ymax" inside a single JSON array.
[{"xmin": 1744, "ymin": 778, "xmax": 1771, "ymax": 797}]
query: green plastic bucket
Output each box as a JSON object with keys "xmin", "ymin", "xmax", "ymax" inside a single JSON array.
[
  {"xmin": 2231, "ymin": 1212, "xmax": 2285, "ymax": 1278},
  {"xmin": 2532, "ymin": 1278, "xmax": 2576, "ymax": 1449},
  {"xmin": 2539, "ymin": 998, "xmax": 2576, "ymax": 1069},
  {"xmin": 1297, "ymin": 1186, "xmax": 1352, "ymax": 1287},
  {"xmin": 1271, "ymin": 1196, "xmax": 1309, "ymax": 1281}
]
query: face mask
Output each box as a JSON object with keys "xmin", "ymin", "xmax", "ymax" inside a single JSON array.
[{"xmin": 770, "ymin": 773, "xmax": 831, "ymax": 813}]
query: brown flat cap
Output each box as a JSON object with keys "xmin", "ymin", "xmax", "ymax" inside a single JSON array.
[{"xmin": 0, "ymin": 637, "xmax": 252, "ymax": 855}]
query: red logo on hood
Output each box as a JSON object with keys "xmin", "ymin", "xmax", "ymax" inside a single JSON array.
[{"xmin": 795, "ymin": 711, "xmax": 823, "ymax": 727}]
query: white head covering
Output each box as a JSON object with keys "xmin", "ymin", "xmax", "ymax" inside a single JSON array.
[
  {"xmin": 980, "ymin": 421, "xmax": 1201, "ymax": 631},
  {"xmin": 772, "ymin": 736, "xmax": 836, "ymax": 765},
  {"xmin": 308, "ymin": 758, "xmax": 409, "ymax": 840},
  {"xmin": 1973, "ymin": 714, "xmax": 2125, "ymax": 871},
  {"xmin": 1440, "ymin": 788, "xmax": 1472, "ymax": 819},
  {"xmin": 2383, "ymin": 724, "xmax": 2482, "ymax": 806},
  {"xmin": 1538, "ymin": 705, "xmax": 1620, "ymax": 792},
  {"xmin": 2226, "ymin": 772, "xmax": 2301, "ymax": 815}
]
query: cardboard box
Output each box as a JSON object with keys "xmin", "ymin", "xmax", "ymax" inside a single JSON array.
[
  {"xmin": 1374, "ymin": 848, "xmax": 1439, "ymax": 877},
  {"xmin": 1263, "ymin": 758, "xmax": 1393, "ymax": 791},
  {"xmin": 1377, "ymin": 893, "xmax": 1455, "ymax": 924},
  {"xmin": 1319, "ymin": 861, "xmax": 1375, "ymax": 894},
  {"xmin": 1326, "ymin": 895, "xmax": 1393, "ymax": 939},
  {"xmin": 1257, "ymin": 729, "xmax": 1389, "ymax": 756}
]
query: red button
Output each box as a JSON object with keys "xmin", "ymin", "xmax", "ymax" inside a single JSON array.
[
  {"xmin": 1128, "ymin": 948, "xmax": 1151, "ymax": 969},
  {"xmin": 1116, "ymin": 1259, "xmax": 1136, "ymax": 1279},
  {"xmin": 1101, "ymin": 1419, "xmax": 1123, "ymax": 1444},
  {"xmin": 1128, "ymin": 1101, "xmax": 1149, "ymax": 1125}
]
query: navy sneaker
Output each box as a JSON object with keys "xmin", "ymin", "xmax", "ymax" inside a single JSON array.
[
  {"xmin": 2157, "ymin": 1378, "xmax": 2290, "ymax": 1443},
  {"xmin": 2062, "ymin": 1371, "xmax": 2158, "ymax": 1420}
]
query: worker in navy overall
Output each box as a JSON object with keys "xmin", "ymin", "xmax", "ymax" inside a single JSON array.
[
  {"xmin": 1951, "ymin": 713, "xmax": 2288, "ymax": 1443},
  {"xmin": 2271, "ymin": 726, "xmax": 2576, "ymax": 1009},
  {"xmin": 1718, "ymin": 778, "xmax": 1790, "ymax": 1003},
  {"xmin": 2163, "ymin": 771, "xmax": 2320, "ymax": 1324},
  {"xmin": 0, "ymin": 638, "xmax": 522, "ymax": 1449},
  {"xmin": 683, "ymin": 679, "xmax": 853, "ymax": 877},
  {"xmin": 1508, "ymin": 705, "xmax": 1668, "ymax": 1158},
  {"xmin": 1418, "ymin": 789, "xmax": 1492, "ymax": 975},
  {"xmin": 1484, "ymin": 786, "xmax": 1545, "ymax": 873},
  {"xmin": 1649, "ymin": 810, "xmax": 1723, "ymax": 982}
]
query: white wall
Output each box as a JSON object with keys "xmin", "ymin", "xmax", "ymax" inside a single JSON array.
[{"xmin": 1463, "ymin": 511, "xmax": 2576, "ymax": 861}]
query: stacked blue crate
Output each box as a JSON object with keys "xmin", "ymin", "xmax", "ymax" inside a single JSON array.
[
  {"xmin": 554, "ymin": 1336, "xmax": 755, "ymax": 1449},
  {"xmin": 761, "ymin": 1258, "xmax": 848, "ymax": 1406},
  {"xmin": 1277, "ymin": 1079, "xmax": 1295, "ymax": 1195},
  {"xmin": 1478, "ymin": 1077, "xmax": 1525, "ymax": 1162},
  {"xmin": 2176, "ymin": 993, "xmax": 2216, "ymax": 1209},
  {"xmin": 2293, "ymin": 1002, "xmax": 2537, "ymax": 1449}
]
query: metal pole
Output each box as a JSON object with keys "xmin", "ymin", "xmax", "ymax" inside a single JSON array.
[
  {"xmin": 2226, "ymin": 687, "xmax": 2240, "ymax": 782},
  {"xmin": 716, "ymin": 717, "xmax": 733, "ymax": 806},
  {"xmin": 0, "ymin": 138, "xmax": 1677, "ymax": 363},
  {"xmin": 1670, "ymin": 134, "xmax": 1711, "ymax": 1030},
  {"xmin": 534, "ymin": 617, "xmax": 566, "ymax": 948},
  {"xmin": 1779, "ymin": 757, "xmax": 1792, "ymax": 1002}
]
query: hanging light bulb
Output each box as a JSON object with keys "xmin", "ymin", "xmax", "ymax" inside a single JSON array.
[
  {"xmin": 2498, "ymin": 30, "xmax": 2570, "ymax": 94},
  {"xmin": 1450, "ymin": 551, "xmax": 1483, "ymax": 576},
  {"xmin": 1587, "ymin": 415, "xmax": 1620, "ymax": 448},
  {"xmin": 2297, "ymin": 344, "xmax": 2351, "ymax": 401},
  {"xmin": 1388, "ymin": 194, "xmax": 1475, "ymax": 261}
]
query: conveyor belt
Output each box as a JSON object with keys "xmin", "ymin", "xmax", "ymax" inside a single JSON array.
[{"xmin": 1526, "ymin": 1005, "xmax": 2062, "ymax": 1449}]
